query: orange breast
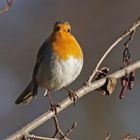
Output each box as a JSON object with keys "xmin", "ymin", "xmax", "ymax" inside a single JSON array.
[{"xmin": 50, "ymin": 32, "xmax": 83, "ymax": 60}]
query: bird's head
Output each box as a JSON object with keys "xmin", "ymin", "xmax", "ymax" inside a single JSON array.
[{"xmin": 53, "ymin": 21, "xmax": 71, "ymax": 33}]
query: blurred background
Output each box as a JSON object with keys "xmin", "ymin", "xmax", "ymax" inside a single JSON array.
[{"xmin": 0, "ymin": 0, "xmax": 140, "ymax": 139}]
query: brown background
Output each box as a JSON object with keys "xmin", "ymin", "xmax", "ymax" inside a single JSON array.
[{"xmin": 0, "ymin": 0, "xmax": 140, "ymax": 139}]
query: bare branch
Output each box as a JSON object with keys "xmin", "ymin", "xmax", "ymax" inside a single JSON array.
[
  {"xmin": 25, "ymin": 134, "xmax": 58, "ymax": 140},
  {"xmin": 52, "ymin": 115, "xmax": 65, "ymax": 138},
  {"xmin": 123, "ymin": 134, "xmax": 140, "ymax": 140},
  {"xmin": 104, "ymin": 134, "xmax": 140, "ymax": 140},
  {"xmin": 104, "ymin": 133, "xmax": 111, "ymax": 140},
  {"xmin": 65, "ymin": 121, "xmax": 77, "ymax": 137},
  {"xmin": 87, "ymin": 17, "xmax": 140, "ymax": 83},
  {"xmin": 5, "ymin": 60, "xmax": 140, "ymax": 140},
  {"xmin": 0, "ymin": 0, "xmax": 13, "ymax": 14}
]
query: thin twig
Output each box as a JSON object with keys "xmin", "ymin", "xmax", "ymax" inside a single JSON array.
[
  {"xmin": 124, "ymin": 30, "xmax": 135, "ymax": 47},
  {"xmin": 52, "ymin": 116, "xmax": 76, "ymax": 139},
  {"xmin": 0, "ymin": 0, "xmax": 13, "ymax": 14},
  {"xmin": 123, "ymin": 134, "xmax": 140, "ymax": 140},
  {"xmin": 105, "ymin": 133, "xmax": 110, "ymax": 140},
  {"xmin": 65, "ymin": 121, "xmax": 77, "ymax": 137},
  {"xmin": 87, "ymin": 17, "xmax": 140, "ymax": 83},
  {"xmin": 25, "ymin": 134, "xmax": 58, "ymax": 140},
  {"xmin": 104, "ymin": 134, "xmax": 140, "ymax": 140},
  {"xmin": 25, "ymin": 134, "xmax": 71, "ymax": 140},
  {"xmin": 52, "ymin": 115, "xmax": 65, "ymax": 138},
  {"xmin": 5, "ymin": 60, "xmax": 140, "ymax": 140}
]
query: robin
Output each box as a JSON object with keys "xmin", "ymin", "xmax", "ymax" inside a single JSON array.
[{"xmin": 15, "ymin": 21, "xmax": 83, "ymax": 108}]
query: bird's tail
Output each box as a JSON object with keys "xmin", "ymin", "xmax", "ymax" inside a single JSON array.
[{"xmin": 15, "ymin": 81, "xmax": 38, "ymax": 104}]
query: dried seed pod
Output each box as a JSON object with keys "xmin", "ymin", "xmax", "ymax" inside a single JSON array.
[
  {"xmin": 119, "ymin": 36, "xmax": 135, "ymax": 99},
  {"xmin": 119, "ymin": 86, "xmax": 128, "ymax": 99},
  {"xmin": 119, "ymin": 76, "xmax": 129, "ymax": 99},
  {"xmin": 121, "ymin": 75, "xmax": 129, "ymax": 86},
  {"xmin": 129, "ymin": 72, "xmax": 135, "ymax": 90},
  {"xmin": 121, "ymin": 76, "xmax": 127, "ymax": 87},
  {"xmin": 122, "ymin": 48, "xmax": 131, "ymax": 67},
  {"xmin": 119, "ymin": 81, "xmax": 129, "ymax": 99}
]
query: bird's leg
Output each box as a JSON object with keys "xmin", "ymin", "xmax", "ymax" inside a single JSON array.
[
  {"xmin": 47, "ymin": 90, "xmax": 65, "ymax": 138},
  {"xmin": 47, "ymin": 90, "xmax": 61, "ymax": 114},
  {"xmin": 63, "ymin": 87, "xmax": 79, "ymax": 105},
  {"xmin": 47, "ymin": 90, "xmax": 77, "ymax": 138}
]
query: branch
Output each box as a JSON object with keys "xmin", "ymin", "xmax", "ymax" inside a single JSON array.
[
  {"xmin": 87, "ymin": 17, "xmax": 140, "ymax": 83},
  {"xmin": 104, "ymin": 133, "xmax": 111, "ymax": 140},
  {"xmin": 5, "ymin": 60, "xmax": 140, "ymax": 140},
  {"xmin": 104, "ymin": 134, "xmax": 140, "ymax": 140},
  {"xmin": 24, "ymin": 134, "xmax": 71, "ymax": 140},
  {"xmin": 123, "ymin": 134, "xmax": 140, "ymax": 140},
  {"xmin": 25, "ymin": 133, "xmax": 140, "ymax": 140},
  {"xmin": 0, "ymin": 0, "xmax": 13, "ymax": 14},
  {"xmin": 25, "ymin": 134, "xmax": 58, "ymax": 140}
]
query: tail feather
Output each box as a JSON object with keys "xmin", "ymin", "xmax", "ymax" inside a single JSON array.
[{"xmin": 15, "ymin": 81, "xmax": 38, "ymax": 104}]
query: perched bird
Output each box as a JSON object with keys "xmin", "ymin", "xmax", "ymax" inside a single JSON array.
[{"xmin": 15, "ymin": 21, "xmax": 83, "ymax": 106}]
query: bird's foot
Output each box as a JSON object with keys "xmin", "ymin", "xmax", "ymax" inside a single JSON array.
[
  {"xmin": 69, "ymin": 92, "xmax": 79, "ymax": 105},
  {"xmin": 63, "ymin": 87, "xmax": 78, "ymax": 105},
  {"xmin": 51, "ymin": 104, "xmax": 61, "ymax": 114}
]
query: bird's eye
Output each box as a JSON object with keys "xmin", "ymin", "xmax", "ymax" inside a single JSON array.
[
  {"xmin": 67, "ymin": 29, "xmax": 71, "ymax": 33},
  {"xmin": 55, "ymin": 26, "xmax": 60, "ymax": 31}
]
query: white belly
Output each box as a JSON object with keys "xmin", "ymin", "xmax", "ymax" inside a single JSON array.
[{"xmin": 37, "ymin": 55, "xmax": 83, "ymax": 90}]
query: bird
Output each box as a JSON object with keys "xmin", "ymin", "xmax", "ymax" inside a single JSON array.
[{"xmin": 15, "ymin": 21, "xmax": 83, "ymax": 107}]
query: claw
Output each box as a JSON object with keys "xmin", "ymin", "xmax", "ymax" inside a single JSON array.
[
  {"xmin": 69, "ymin": 92, "xmax": 79, "ymax": 105},
  {"xmin": 51, "ymin": 104, "xmax": 61, "ymax": 114},
  {"xmin": 63, "ymin": 87, "xmax": 79, "ymax": 105}
]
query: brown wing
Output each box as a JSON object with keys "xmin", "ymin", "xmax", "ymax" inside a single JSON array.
[{"xmin": 32, "ymin": 38, "xmax": 50, "ymax": 96}]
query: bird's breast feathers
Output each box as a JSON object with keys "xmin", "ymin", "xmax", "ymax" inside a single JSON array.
[{"xmin": 50, "ymin": 32, "xmax": 83, "ymax": 61}]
